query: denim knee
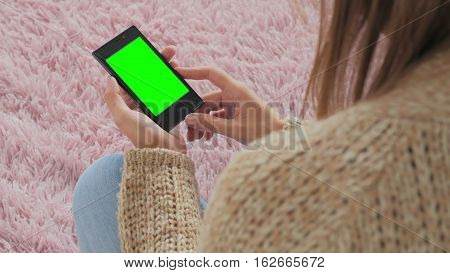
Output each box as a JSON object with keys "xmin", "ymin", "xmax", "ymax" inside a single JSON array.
[
  {"xmin": 72, "ymin": 154, "xmax": 124, "ymax": 212},
  {"xmin": 72, "ymin": 153, "xmax": 124, "ymax": 252}
]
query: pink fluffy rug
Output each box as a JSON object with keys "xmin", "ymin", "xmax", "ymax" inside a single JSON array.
[{"xmin": 0, "ymin": 0, "xmax": 318, "ymax": 252}]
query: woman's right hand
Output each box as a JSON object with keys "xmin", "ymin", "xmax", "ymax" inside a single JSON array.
[{"xmin": 177, "ymin": 66, "xmax": 284, "ymax": 144}]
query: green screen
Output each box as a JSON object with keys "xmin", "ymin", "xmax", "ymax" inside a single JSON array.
[{"xmin": 106, "ymin": 37, "xmax": 188, "ymax": 116}]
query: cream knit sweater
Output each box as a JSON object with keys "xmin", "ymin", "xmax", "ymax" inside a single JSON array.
[{"xmin": 118, "ymin": 43, "xmax": 450, "ymax": 252}]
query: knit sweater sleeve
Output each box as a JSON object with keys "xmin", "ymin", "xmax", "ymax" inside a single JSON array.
[{"xmin": 118, "ymin": 148, "xmax": 201, "ymax": 253}]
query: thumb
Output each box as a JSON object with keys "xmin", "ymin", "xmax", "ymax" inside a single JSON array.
[
  {"xmin": 104, "ymin": 77, "xmax": 132, "ymax": 126},
  {"xmin": 185, "ymin": 113, "xmax": 232, "ymax": 136},
  {"xmin": 104, "ymin": 77, "xmax": 129, "ymax": 112}
]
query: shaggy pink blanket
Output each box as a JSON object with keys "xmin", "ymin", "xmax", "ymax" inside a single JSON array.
[{"xmin": 0, "ymin": 0, "xmax": 317, "ymax": 252}]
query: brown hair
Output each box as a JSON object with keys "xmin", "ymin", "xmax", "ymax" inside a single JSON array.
[{"xmin": 301, "ymin": 0, "xmax": 450, "ymax": 118}]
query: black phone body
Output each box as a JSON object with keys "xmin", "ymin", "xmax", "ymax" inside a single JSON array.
[{"xmin": 92, "ymin": 26, "xmax": 203, "ymax": 131}]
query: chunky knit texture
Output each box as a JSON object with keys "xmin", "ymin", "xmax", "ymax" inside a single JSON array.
[
  {"xmin": 119, "ymin": 149, "xmax": 200, "ymax": 252},
  {"xmin": 119, "ymin": 43, "xmax": 450, "ymax": 252}
]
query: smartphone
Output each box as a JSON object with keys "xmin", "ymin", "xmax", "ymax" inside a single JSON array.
[{"xmin": 92, "ymin": 26, "xmax": 203, "ymax": 131}]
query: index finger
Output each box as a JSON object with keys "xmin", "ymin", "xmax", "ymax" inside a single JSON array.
[{"xmin": 176, "ymin": 66, "xmax": 233, "ymax": 90}]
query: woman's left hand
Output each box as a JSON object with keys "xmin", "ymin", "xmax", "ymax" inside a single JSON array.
[
  {"xmin": 104, "ymin": 76, "xmax": 187, "ymax": 153},
  {"xmin": 103, "ymin": 46, "xmax": 187, "ymax": 153}
]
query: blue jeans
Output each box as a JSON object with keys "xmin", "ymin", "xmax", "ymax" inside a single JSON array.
[{"xmin": 72, "ymin": 154, "xmax": 207, "ymax": 253}]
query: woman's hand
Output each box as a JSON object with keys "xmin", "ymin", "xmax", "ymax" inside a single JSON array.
[
  {"xmin": 103, "ymin": 46, "xmax": 187, "ymax": 153},
  {"xmin": 177, "ymin": 66, "xmax": 284, "ymax": 144}
]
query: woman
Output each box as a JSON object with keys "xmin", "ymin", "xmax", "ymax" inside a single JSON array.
[{"xmin": 73, "ymin": 0, "xmax": 450, "ymax": 252}]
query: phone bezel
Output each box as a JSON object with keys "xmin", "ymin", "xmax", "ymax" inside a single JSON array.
[{"xmin": 92, "ymin": 26, "xmax": 203, "ymax": 132}]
